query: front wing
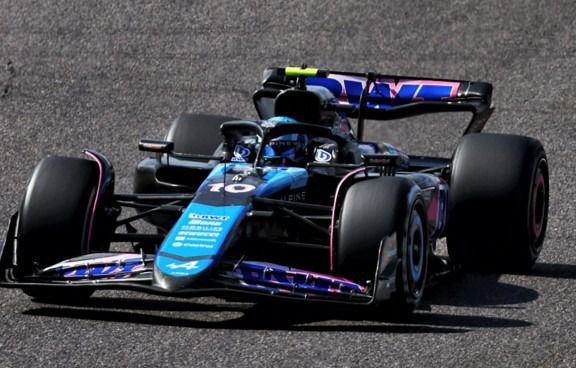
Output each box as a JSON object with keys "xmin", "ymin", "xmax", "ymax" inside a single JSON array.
[
  {"xmin": 0, "ymin": 197, "xmax": 403, "ymax": 305},
  {"xmin": 0, "ymin": 251, "xmax": 372, "ymax": 304}
]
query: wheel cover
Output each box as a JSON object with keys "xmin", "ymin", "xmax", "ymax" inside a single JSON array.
[{"xmin": 407, "ymin": 210, "xmax": 426, "ymax": 298}]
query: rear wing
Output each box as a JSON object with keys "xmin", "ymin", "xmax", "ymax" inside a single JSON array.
[{"xmin": 254, "ymin": 66, "xmax": 494, "ymax": 140}]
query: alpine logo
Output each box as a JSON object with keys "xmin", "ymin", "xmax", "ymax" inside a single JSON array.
[{"xmin": 166, "ymin": 261, "xmax": 200, "ymax": 270}]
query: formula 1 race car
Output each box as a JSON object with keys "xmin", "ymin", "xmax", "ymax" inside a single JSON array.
[{"xmin": 0, "ymin": 66, "xmax": 549, "ymax": 313}]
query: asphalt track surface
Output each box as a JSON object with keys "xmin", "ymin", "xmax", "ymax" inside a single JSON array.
[{"xmin": 1, "ymin": 1, "xmax": 575, "ymax": 367}]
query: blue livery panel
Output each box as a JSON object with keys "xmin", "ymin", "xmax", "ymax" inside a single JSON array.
[
  {"xmin": 155, "ymin": 203, "xmax": 246, "ymax": 281},
  {"xmin": 153, "ymin": 163, "xmax": 309, "ymax": 291}
]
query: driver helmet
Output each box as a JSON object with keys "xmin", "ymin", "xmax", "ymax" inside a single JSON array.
[{"xmin": 264, "ymin": 116, "xmax": 308, "ymax": 165}]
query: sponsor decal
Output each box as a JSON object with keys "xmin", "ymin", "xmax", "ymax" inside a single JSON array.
[
  {"xmin": 314, "ymin": 148, "xmax": 332, "ymax": 162},
  {"xmin": 188, "ymin": 219, "xmax": 223, "ymax": 226},
  {"xmin": 177, "ymin": 228, "xmax": 219, "ymax": 240},
  {"xmin": 62, "ymin": 262, "xmax": 145, "ymax": 278},
  {"xmin": 177, "ymin": 231, "xmax": 219, "ymax": 237},
  {"xmin": 228, "ymin": 261, "xmax": 366, "ymax": 294},
  {"xmin": 188, "ymin": 213, "xmax": 230, "ymax": 221},
  {"xmin": 308, "ymin": 75, "xmax": 460, "ymax": 108},
  {"xmin": 176, "ymin": 243, "xmax": 214, "ymax": 249},
  {"xmin": 181, "ymin": 226, "xmax": 223, "ymax": 232},
  {"xmin": 172, "ymin": 211, "xmax": 232, "ymax": 249},
  {"xmin": 41, "ymin": 254, "xmax": 147, "ymax": 279},
  {"xmin": 231, "ymin": 144, "xmax": 251, "ymax": 162},
  {"xmin": 157, "ymin": 204, "xmax": 247, "ymax": 277}
]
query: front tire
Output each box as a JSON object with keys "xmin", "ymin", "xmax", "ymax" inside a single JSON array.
[
  {"xmin": 336, "ymin": 177, "xmax": 429, "ymax": 312},
  {"xmin": 16, "ymin": 156, "xmax": 105, "ymax": 300}
]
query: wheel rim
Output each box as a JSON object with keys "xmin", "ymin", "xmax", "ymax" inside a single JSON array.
[
  {"xmin": 530, "ymin": 160, "xmax": 548, "ymax": 248},
  {"xmin": 407, "ymin": 210, "xmax": 426, "ymax": 298}
]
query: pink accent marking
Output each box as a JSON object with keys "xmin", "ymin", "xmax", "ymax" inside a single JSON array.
[
  {"xmin": 43, "ymin": 253, "xmax": 143, "ymax": 272},
  {"xmin": 83, "ymin": 151, "xmax": 103, "ymax": 254},
  {"xmin": 329, "ymin": 167, "xmax": 367, "ymax": 271},
  {"xmin": 325, "ymin": 74, "xmax": 365, "ymax": 104},
  {"xmin": 243, "ymin": 260, "xmax": 364, "ymax": 286},
  {"xmin": 427, "ymin": 188, "xmax": 440, "ymax": 224},
  {"xmin": 374, "ymin": 79, "xmax": 460, "ymax": 101},
  {"xmin": 531, "ymin": 173, "xmax": 546, "ymax": 239}
]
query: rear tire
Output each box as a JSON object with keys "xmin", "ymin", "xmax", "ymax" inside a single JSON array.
[
  {"xmin": 336, "ymin": 177, "xmax": 428, "ymax": 313},
  {"xmin": 134, "ymin": 113, "xmax": 239, "ymax": 232},
  {"xmin": 447, "ymin": 133, "xmax": 549, "ymax": 271},
  {"xmin": 166, "ymin": 113, "xmax": 239, "ymax": 155},
  {"xmin": 17, "ymin": 156, "xmax": 103, "ymax": 300}
]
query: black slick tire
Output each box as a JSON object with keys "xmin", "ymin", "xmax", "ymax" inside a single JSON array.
[
  {"xmin": 166, "ymin": 113, "xmax": 239, "ymax": 155},
  {"xmin": 336, "ymin": 176, "xmax": 428, "ymax": 313},
  {"xmin": 16, "ymin": 156, "xmax": 101, "ymax": 300},
  {"xmin": 447, "ymin": 133, "xmax": 549, "ymax": 271}
]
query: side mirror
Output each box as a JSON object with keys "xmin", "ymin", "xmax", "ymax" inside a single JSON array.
[{"xmin": 138, "ymin": 140, "xmax": 174, "ymax": 153}]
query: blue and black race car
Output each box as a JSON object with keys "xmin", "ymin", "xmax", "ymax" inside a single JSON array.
[{"xmin": 0, "ymin": 66, "xmax": 549, "ymax": 313}]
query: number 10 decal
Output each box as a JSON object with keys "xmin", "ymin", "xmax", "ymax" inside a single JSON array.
[{"xmin": 208, "ymin": 183, "xmax": 256, "ymax": 193}]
